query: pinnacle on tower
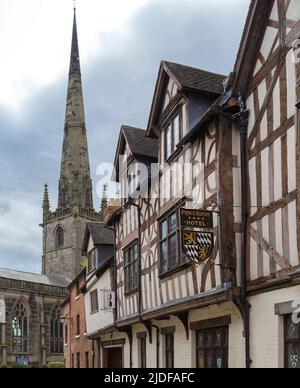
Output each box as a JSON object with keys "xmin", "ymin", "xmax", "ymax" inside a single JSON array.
[
  {"xmin": 43, "ymin": 184, "xmax": 50, "ymax": 214},
  {"xmin": 100, "ymin": 185, "xmax": 108, "ymax": 221}
]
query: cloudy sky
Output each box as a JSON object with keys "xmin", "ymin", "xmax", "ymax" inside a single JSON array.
[{"xmin": 0, "ymin": 0, "xmax": 249, "ymax": 273}]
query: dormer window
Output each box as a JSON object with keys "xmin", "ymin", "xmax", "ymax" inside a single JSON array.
[{"xmin": 165, "ymin": 114, "xmax": 181, "ymax": 160}]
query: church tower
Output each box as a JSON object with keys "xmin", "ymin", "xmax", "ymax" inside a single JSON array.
[{"xmin": 41, "ymin": 8, "xmax": 101, "ymax": 280}]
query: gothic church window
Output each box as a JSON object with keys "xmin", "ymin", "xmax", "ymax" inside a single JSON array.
[
  {"xmin": 55, "ymin": 226, "xmax": 64, "ymax": 249},
  {"xmin": 50, "ymin": 305, "xmax": 63, "ymax": 354},
  {"xmin": 12, "ymin": 301, "xmax": 28, "ymax": 353}
]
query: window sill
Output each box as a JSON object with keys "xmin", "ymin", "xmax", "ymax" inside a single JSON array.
[
  {"xmin": 75, "ymin": 335, "xmax": 80, "ymax": 339},
  {"xmin": 75, "ymin": 296, "xmax": 80, "ymax": 301},
  {"xmin": 124, "ymin": 288, "xmax": 139, "ymax": 297},
  {"xmin": 159, "ymin": 262, "xmax": 191, "ymax": 280},
  {"xmin": 90, "ymin": 310, "xmax": 99, "ymax": 315}
]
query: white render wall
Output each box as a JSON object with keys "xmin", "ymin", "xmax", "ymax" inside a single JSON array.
[
  {"xmin": 105, "ymin": 302, "xmax": 245, "ymax": 368},
  {"xmin": 249, "ymin": 285, "xmax": 300, "ymax": 369},
  {"xmin": 84, "ymin": 269, "xmax": 114, "ymax": 336}
]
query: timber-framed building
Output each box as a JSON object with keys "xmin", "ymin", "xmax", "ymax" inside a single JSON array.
[{"xmin": 87, "ymin": 0, "xmax": 300, "ymax": 369}]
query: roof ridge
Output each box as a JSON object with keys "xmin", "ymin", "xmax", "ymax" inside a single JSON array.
[
  {"xmin": 162, "ymin": 60, "xmax": 226, "ymax": 78},
  {"xmin": 0, "ymin": 267, "xmax": 43, "ymax": 277},
  {"xmin": 0, "ymin": 267, "xmax": 70, "ymax": 281},
  {"xmin": 122, "ymin": 125, "xmax": 146, "ymax": 132}
]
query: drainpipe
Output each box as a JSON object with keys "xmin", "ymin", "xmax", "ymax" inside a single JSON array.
[
  {"xmin": 233, "ymin": 99, "xmax": 252, "ymax": 369},
  {"xmin": 107, "ymin": 216, "xmax": 133, "ymax": 368}
]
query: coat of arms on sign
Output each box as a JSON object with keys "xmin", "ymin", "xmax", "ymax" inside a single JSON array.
[{"xmin": 182, "ymin": 231, "xmax": 214, "ymax": 265}]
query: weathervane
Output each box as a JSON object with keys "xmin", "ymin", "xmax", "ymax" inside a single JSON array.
[{"xmin": 73, "ymin": 0, "xmax": 77, "ymax": 11}]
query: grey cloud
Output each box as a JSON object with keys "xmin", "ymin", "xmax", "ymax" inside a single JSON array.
[{"xmin": 0, "ymin": 0, "xmax": 249, "ymax": 272}]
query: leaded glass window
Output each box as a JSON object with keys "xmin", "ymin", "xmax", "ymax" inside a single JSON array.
[
  {"xmin": 159, "ymin": 211, "xmax": 183, "ymax": 274},
  {"xmin": 50, "ymin": 305, "xmax": 63, "ymax": 354},
  {"xmin": 140, "ymin": 337, "xmax": 147, "ymax": 369},
  {"xmin": 285, "ymin": 315, "xmax": 300, "ymax": 369},
  {"xmin": 164, "ymin": 114, "xmax": 182, "ymax": 160},
  {"xmin": 196, "ymin": 327, "xmax": 228, "ymax": 369},
  {"xmin": 12, "ymin": 301, "xmax": 28, "ymax": 353},
  {"xmin": 124, "ymin": 242, "xmax": 139, "ymax": 294},
  {"xmin": 165, "ymin": 334, "xmax": 174, "ymax": 368}
]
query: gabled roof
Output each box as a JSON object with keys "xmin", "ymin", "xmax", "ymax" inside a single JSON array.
[
  {"xmin": 85, "ymin": 223, "xmax": 114, "ymax": 247},
  {"xmin": 162, "ymin": 61, "xmax": 226, "ymax": 95},
  {"xmin": 0, "ymin": 268, "xmax": 70, "ymax": 287},
  {"xmin": 123, "ymin": 126, "xmax": 158, "ymax": 159},
  {"xmin": 147, "ymin": 61, "xmax": 225, "ymax": 137},
  {"xmin": 233, "ymin": 0, "xmax": 274, "ymax": 94},
  {"xmin": 112, "ymin": 125, "xmax": 158, "ymax": 182}
]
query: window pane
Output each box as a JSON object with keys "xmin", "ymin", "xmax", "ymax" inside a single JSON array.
[
  {"xmin": 287, "ymin": 343, "xmax": 300, "ymax": 369},
  {"xmin": 124, "ymin": 251, "xmax": 128, "ymax": 266},
  {"xmin": 286, "ymin": 316, "xmax": 299, "ymax": 339},
  {"xmin": 215, "ymin": 328, "xmax": 223, "ymax": 346},
  {"xmin": 169, "ymin": 213, "xmax": 177, "ymax": 232},
  {"xmin": 197, "ymin": 350, "xmax": 205, "ymax": 369},
  {"xmin": 160, "ymin": 221, "xmax": 168, "ymax": 240},
  {"xmin": 174, "ymin": 115, "xmax": 180, "ymax": 146},
  {"xmin": 169, "ymin": 234, "xmax": 177, "ymax": 269},
  {"xmin": 124, "ymin": 267, "xmax": 129, "ymax": 292},
  {"xmin": 129, "ymin": 263, "xmax": 133, "ymax": 290},
  {"xmin": 160, "ymin": 241, "xmax": 168, "ymax": 273},
  {"xmin": 166, "ymin": 125, "xmax": 172, "ymax": 159},
  {"xmin": 215, "ymin": 348, "xmax": 223, "ymax": 369},
  {"xmin": 197, "ymin": 331, "xmax": 205, "ymax": 347},
  {"xmin": 133, "ymin": 260, "xmax": 139, "ymax": 289},
  {"xmin": 205, "ymin": 331, "xmax": 213, "ymax": 346}
]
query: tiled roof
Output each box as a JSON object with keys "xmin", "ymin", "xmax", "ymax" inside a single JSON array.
[
  {"xmin": 0, "ymin": 268, "xmax": 70, "ymax": 287},
  {"xmin": 123, "ymin": 126, "xmax": 158, "ymax": 159},
  {"xmin": 162, "ymin": 61, "xmax": 226, "ymax": 95},
  {"xmin": 87, "ymin": 223, "xmax": 114, "ymax": 246}
]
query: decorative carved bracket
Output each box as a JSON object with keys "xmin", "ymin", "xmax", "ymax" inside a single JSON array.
[
  {"xmin": 143, "ymin": 321, "xmax": 153, "ymax": 344},
  {"xmin": 175, "ymin": 312, "xmax": 189, "ymax": 341},
  {"xmin": 121, "ymin": 326, "xmax": 133, "ymax": 346}
]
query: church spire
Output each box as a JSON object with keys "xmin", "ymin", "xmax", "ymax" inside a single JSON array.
[
  {"xmin": 69, "ymin": 7, "xmax": 81, "ymax": 76},
  {"xmin": 58, "ymin": 7, "xmax": 93, "ymax": 210}
]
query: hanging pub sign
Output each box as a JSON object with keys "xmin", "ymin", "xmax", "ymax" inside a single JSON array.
[
  {"xmin": 180, "ymin": 209, "xmax": 213, "ymax": 229},
  {"xmin": 182, "ymin": 230, "xmax": 214, "ymax": 265}
]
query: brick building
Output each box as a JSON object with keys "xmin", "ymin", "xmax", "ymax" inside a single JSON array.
[{"xmin": 62, "ymin": 269, "xmax": 93, "ymax": 368}]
